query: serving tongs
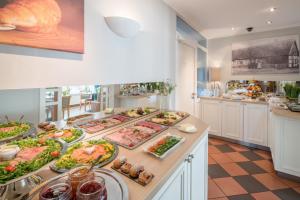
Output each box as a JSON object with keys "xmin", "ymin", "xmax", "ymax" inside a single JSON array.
[
  {"xmin": 3, "ymin": 115, "xmax": 24, "ymax": 123},
  {"xmin": 18, "ymin": 115, "xmax": 24, "ymax": 123},
  {"xmin": 90, "ymin": 154, "xmax": 103, "ymax": 170},
  {"xmin": 5, "ymin": 115, "xmax": 10, "ymax": 123}
]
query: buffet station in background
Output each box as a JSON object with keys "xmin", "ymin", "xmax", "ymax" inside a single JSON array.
[
  {"xmin": 0, "ymin": 107, "xmax": 208, "ymax": 200},
  {"xmin": 198, "ymin": 80, "xmax": 300, "ymax": 181},
  {"xmin": 116, "ymin": 82, "xmax": 176, "ymax": 110}
]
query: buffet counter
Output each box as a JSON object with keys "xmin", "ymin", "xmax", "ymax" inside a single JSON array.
[
  {"xmin": 199, "ymin": 96, "xmax": 300, "ymax": 179},
  {"xmin": 32, "ymin": 111, "xmax": 209, "ymax": 200},
  {"xmin": 269, "ymin": 106, "xmax": 300, "ymax": 180}
]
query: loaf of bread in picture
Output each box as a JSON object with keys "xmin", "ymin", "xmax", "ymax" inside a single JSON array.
[{"xmin": 0, "ymin": 0, "xmax": 62, "ymax": 33}]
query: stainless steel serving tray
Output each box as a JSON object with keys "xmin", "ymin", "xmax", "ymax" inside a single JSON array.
[
  {"xmin": 146, "ymin": 111, "xmax": 190, "ymax": 127},
  {"xmin": 75, "ymin": 115, "xmax": 133, "ymax": 134},
  {"xmin": 36, "ymin": 128, "xmax": 86, "ymax": 146},
  {"xmin": 49, "ymin": 142, "xmax": 119, "ymax": 173},
  {"xmin": 26, "ymin": 168, "xmax": 129, "ymax": 200},
  {"xmin": 287, "ymin": 103, "xmax": 300, "ymax": 112},
  {"xmin": 118, "ymin": 108, "xmax": 158, "ymax": 118},
  {"xmin": 0, "ymin": 122, "xmax": 37, "ymax": 145},
  {"xmin": 103, "ymin": 121, "xmax": 168, "ymax": 150}
]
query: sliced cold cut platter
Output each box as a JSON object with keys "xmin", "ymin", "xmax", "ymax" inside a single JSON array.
[
  {"xmin": 104, "ymin": 121, "xmax": 168, "ymax": 150},
  {"xmin": 76, "ymin": 115, "xmax": 132, "ymax": 134}
]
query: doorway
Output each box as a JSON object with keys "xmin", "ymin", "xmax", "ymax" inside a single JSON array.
[{"xmin": 175, "ymin": 39, "xmax": 198, "ymax": 115}]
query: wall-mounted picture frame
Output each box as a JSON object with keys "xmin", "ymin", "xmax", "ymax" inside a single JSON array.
[
  {"xmin": 232, "ymin": 35, "xmax": 299, "ymax": 75},
  {"xmin": 0, "ymin": 0, "xmax": 84, "ymax": 53}
]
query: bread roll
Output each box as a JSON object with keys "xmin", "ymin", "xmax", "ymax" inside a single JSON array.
[{"xmin": 0, "ymin": 0, "xmax": 62, "ymax": 33}]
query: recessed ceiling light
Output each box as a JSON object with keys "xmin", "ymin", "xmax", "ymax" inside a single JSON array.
[
  {"xmin": 231, "ymin": 27, "xmax": 235, "ymax": 31},
  {"xmin": 269, "ymin": 7, "xmax": 277, "ymax": 12},
  {"xmin": 267, "ymin": 20, "xmax": 272, "ymax": 24}
]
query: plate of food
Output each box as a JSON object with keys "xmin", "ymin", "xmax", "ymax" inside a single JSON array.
[
  {"xmin": 0, "ymin": 138, "xmax": 66, "ymax": 186},
  {"xmin": 104, "ymin": 121, "xmax": 168, "ymax": 149},
  {"xmin": 112, "ymin": 156, "xmax": 154, "ymax": 186},
  {"xmin": 0, "ymin": 121, "xmax": 36, "ymax": 144},
  {"xmin": 144, "ymin": 134, "xmax": 185, "ymax": 159},
  {"xmin": 38, "ymin": 121, "xmax": 57, "ymax": 131},
  {"xmin": 120, "ymin": 107, "xmax": 157, "ymax": 118},
  {"xmin": 50, "ymin": 140, "xmax": 118, "ymax": 173},
  {"xmin": 77, "ymin": 115, "xmax": 132, "ymax": 134},
  {"xmin": 37, "ymin": 128, "xmax": 85, "ymax": 145},
  {"xmin": 148, "ymin": 111, "xmax": 189, "ymax": 126},
  {"xmin": 66, "ymin": 114, "xmax": 94, "ymax": 125}
]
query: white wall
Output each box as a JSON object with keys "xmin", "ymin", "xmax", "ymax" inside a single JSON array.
[
  {"xmin": 208, "ymin": 26, "xmax": 300, "ymax": 81},
  {"xmin": 0, "ymin": 0, "xmax": 176, "ymax": 90},
  {"xmin": 0, "ymin": 89, "xmax": 40, "ymax": 125}
]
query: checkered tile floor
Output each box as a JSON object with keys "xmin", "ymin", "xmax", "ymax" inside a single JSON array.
[{"xmin": 208, "ymin": 138, "xmax": 300, "ymax": 200}]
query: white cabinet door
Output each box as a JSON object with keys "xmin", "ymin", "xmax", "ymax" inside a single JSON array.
[
  {"xmin": 278, "ymin": 118, "xmax": 300, "ymax": 177},
  {"xmin": 244, "ymin": 104, "xmax": 268, "ymax": 146},
  {"xmin": 201, "ymin": 100, "xmax": 222, "ymax": 136},
  {"xmin": 222, "ymin": 102, "xmax": 243, "ymax": 140},
  {"xmin": 189, "ymin": 134, "xmax": 208, "ymax": 200},
  {"xmin": 153, "ymin": 162, "xmax": 188, "ymax": 200}
]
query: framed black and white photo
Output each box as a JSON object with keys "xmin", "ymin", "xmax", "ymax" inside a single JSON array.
[{"xmin": 232, "ymin": 35, "xmax": 300, "ymax": 75}]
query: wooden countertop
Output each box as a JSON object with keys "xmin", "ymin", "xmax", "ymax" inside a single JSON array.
[
  {"xmin": 34, "ymin": 112, "xmax": 209, "ymax": 200},
  {"xmin": 199, "ymin": 96, "xmax": 269, "ymax": 105},
  {"xmin": 271, "ymin": 107, "xmax": 300, "ymax": 121}
]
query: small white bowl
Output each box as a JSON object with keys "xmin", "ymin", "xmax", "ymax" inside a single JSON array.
[
  {"xmin": 177, "ymin": 123, "xmax": 197, "ymax": 133},
  {"xmin": 0, "ymin": 144, "xmax": 20, "ymax": 161},
  {"xmin": 0, "ymin": 24, "xmax": 16, "ymax": 31},
  {"xmin": 104, "ymin": 108, "xmax": 114, "ymax": 114}
]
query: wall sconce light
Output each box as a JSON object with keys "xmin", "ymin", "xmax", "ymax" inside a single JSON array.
[{"xmin": 105, "ymin": 16, "xmax": 141, "ymax": 38}]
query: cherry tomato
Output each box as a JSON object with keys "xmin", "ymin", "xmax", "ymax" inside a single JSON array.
[
  {"xmin": 5, "ymin": 165, "xmax": 16, "ymax": 172},
  {"xmin": 50, "ymin": 151, "xmax": 60, "ymax": 157}
]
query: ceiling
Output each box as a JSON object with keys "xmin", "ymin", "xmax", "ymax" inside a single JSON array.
[{"xmin": 163, "ymin": 0, "xmax": 300, "ymax": 39}]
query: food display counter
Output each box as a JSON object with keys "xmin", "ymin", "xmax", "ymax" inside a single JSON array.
[
  {"xmin": 269, "ymin": 106, "xmax": 300, "ymax": 179},
  {"xmin": 0, "ymin": 108, "xmax": 209, "ymax": 200}
]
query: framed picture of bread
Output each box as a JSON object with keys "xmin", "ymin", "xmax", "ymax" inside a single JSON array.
[{"xmin": 0, "ymin": 0, "xmax": 84, "ymax": 53}]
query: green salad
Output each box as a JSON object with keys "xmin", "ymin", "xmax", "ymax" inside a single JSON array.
[
  {"xmin": 0, "ymin": 122, "xmax": 31, "ymax": 140},
  {"xmin": 148, "ymin": 136, "xmax": 181, "ymax": 156},
  {"xmin": 54, "ymin": 140, "xmax": 115, "ymax": 170},
  {"xmin": 0, "ymin": 138, "xmax": 62, "ymax": 184},
  {"xmin": 38, "ymin": 128, "xmax": 83, "ymax": 144}
]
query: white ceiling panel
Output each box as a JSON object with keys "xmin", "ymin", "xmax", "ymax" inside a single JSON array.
[{"xmin": 164, "ymin": 0, "xmax": 300, "ymax": 39}]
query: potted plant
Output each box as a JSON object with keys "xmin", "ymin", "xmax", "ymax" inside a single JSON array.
[
  {"xmin": 62, "ymin": 87, "xmax": 71, "ymax": 96},
  {"xmin": 157, "ymin": 80, "xmax": 176, "ymax": 110}
]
